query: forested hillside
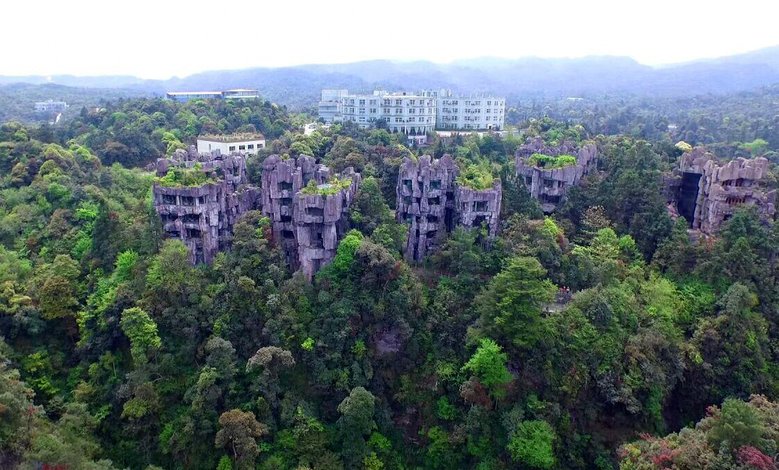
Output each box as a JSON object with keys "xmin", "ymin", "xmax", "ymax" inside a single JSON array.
[{"xmin": 1, "ymin": 99, "xmax": 778, "ymax": 469}]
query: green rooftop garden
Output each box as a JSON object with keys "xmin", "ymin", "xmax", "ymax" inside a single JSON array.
[
  {"xmin": 299, "ymin": 176, "xmax": 352, "ymax": 196},
  {"xmin": 456, "ymin": 162, "xmax": 495, "ymax": 190},
  {"xmin": 155, "ymin": 163, "xmax": 217, "ymax": 187},
  {"xmin": 527, "ymin": 153, "xmax": 577, "ymax": 169}
]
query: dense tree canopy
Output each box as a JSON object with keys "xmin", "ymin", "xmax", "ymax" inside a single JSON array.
[{"xmin": 1, "ymin": 99, "xmax": 778, "ymax": 470}]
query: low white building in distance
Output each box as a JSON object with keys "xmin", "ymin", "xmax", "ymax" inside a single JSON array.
[
  {"xmin": 35, "ymin": 100, "xmax": 68, "ymax": 113},
  {"xmin": 196, "ymin": 133, "xmax": 266, "ymax": 155},
  {"xmin": 222, "ymin": 89, "xmax": 260, "ymax": 100},
  {"xmin": 166, "ymin": 91, "xmax": 223, "ymax": 102},
  {"xmin": 166, "ymin": 89, "xmax": 260, "ymax": 102}
]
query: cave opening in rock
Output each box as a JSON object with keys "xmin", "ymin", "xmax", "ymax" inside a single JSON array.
[{"xmin": 679, "ymin": 172, "xmax": 701, "ymax": 226}]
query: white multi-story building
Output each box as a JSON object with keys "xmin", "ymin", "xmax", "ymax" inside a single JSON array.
[
  {"xmin": 318, "ymin": 89, "xmax": 348, "ymax": 123},
  {"xmin": 35, "ymin": 100, "xmax": 68, "ymax": 113},
  {"xmin": 317, "ymin": 89, "xmax": 505, "ymax": 138},
  {"xmin": 339, "ymin": 91, "xmax": 436, "ymax": 142},
  {"xmin": 432, "ymin": 90, "xmax": 505, "ymax": 131},
  {"xmin": 197, "ymin": 133, "xmax": 266, "ymax": 155}
]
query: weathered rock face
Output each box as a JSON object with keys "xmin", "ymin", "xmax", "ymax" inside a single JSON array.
[
  {"xmin": 455, "ymin": 180, "xmax": 502, "ymax": 237},
  {"xmin": 396, "ymin": 155, "xmax": 459, "ymax": 261},
  {"xmin": 294, "ymin": 168, "xmax": 361, "ymax": 278},
  {"xmin": 670, "ymin": 148, "xmax": 776, "ymax": 234},
  {"xmin": 152, "ymin": 149, "xmax": 260, "ymax": 264},
  {"xmin": 261, "ymin": 155, "xmax": 361, "ymax": 277},
  {"xmin": 396, "ymin": 154, "xmax": 502, "ymax": 262},
  {"xmin": 515, "ymin": 137, "xmax": 597, "ymax": 213},
  {"xmin": 261, "ymin": 155, "xmax": 327, "ymax": 268}
]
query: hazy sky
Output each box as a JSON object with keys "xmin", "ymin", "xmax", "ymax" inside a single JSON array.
[{"xmin": 3, "ymin": 0, "xmax": 778, "ymax": 79}]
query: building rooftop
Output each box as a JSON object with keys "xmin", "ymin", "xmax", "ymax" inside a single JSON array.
[
  {"xmin": 167, "ymin": 91, "xmax": 222, "ymax": 95},
  {"xmin": 198, "ymin": 133, "xmax": 265, "ymax": 143}
]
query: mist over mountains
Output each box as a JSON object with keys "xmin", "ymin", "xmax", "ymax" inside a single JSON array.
[{"xmin": 3, "ymin": 46, "xmax": 779, "ymax": 108}]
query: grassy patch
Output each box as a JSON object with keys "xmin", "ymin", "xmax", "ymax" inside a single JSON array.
[
  {"xmin": 155, "ymin": 163, "xmax": 217, "ymax": 187},
  {"xmin": 456, "ymin": 162, "xmax": 495, "ymax": 190},
  {"xmin": 527, "ymin": 153, "xmax": 577, "ymax": 169},
  {"xmin": 300, "ymin": 177, "xmax": 352, "ymax": 196}
]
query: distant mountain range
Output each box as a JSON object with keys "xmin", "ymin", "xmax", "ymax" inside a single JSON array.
[{"xmin": 3, "ymin": 46, "xmax": 779, "ymax": 109}]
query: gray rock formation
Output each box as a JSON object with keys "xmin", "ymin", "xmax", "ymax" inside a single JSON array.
[
  {"xmin": 396, "ymin": 154, "xmax": 502, "ymax": 262},
  {"xmin": 455, "ymin": 179, "xmax": 502, "ymax": 237},
  {"xmin": 396, "ymin": 155, "xmax": 458, "ymax": 261},
  {"xmin": 669, "ymin": 148, "xmax": 776, "ymax": 234},
  {"xmin": 152, "ymin": 148, "xmax": 260, "ymax": 264},
  {"xmin": 261, "ymin": 155, "xmax": 328, "ymax": 268},
  {"xmin": 515, "ymin": 137, "xmax": 597, "ymax": 213},
  {"xmin": 261, "ymin": 155, "xmax": 361, "ymax": 277},
  {"xmin": 294, "ymin": 168, "xmax": 361, "ymax": 278}
]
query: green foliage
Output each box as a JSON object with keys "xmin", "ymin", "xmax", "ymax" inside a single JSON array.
[
  {"xmin": 740, "ymin": 138, "xmax": 769, "ymax": 156},
  {"xmin": 299, "ymin": 176, "xmax": 352, "ymax": 195},
  {"xmin": 527, "ymin": 153, "xmax": 577, "ymax": 169},
  {"xmin": 456, "ymin": 161, "xmax": 495, "ymax": 190},
  {"xmin": 337, "ymin": 387, "xmax": 377, "ymax": 466},
  {"xmin": 156, "ymin": 163, "xmax": 216, "ymax": 187},
  {"xmin": 215, "ymin": 410, "xmax": 269, "ymax": 469},
  {"xmin": 216, "ymin": 455, "xmax": 233, "ymax": 470},
  {"xmin": 317, "ymin": 229, "xmax": 363, "ymax": 281},
  {"xmin": 474, "ymin": 257, "xmax": 556, "ymax": 350},
  {"xmin": 301, "ymin": 337, "xmax": 315, "ymax": 351},
  {"xmin": 463, "ymin": 338, "xmax": 512, "ymax": 396},
  {"xmin": 707, "ymin": 398, "xmax": 764, "ymax": 451},
  {"xmin": 620, "ymin": 395, "xmax": 779, "ymax": 469},
  {"xmin": 542, "ymin": 217, "xmax": 562, "ymax": 238},
  {"xmin": 507, "ymin": 420, "xmax": 556, "ymax": 469},
  {"xmin": 2, "ymin": 108, "xmax": 779, "ymax": 470},
  {"xmin": 120, "ymin": 307, "xmax": 162, "ymax": 366},
  {"xmin": 436, "ymin": 396, "xmax": 458, "ymax": 420}
]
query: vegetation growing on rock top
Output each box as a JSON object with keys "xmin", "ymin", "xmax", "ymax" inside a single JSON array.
[
  {"xmin": 299, "ymin": 176, "xmax": 353, "ymax": 196},
  {"xmin": 456, "ymin": 160, "xmax": 496, "ymax": 190},
  {"xmin": 155, "ymin": 163, "xmax": 217, "ymax": 187},
  {"xmin": 527, "ymin": 152, "xmax": 577, "ymax": 169}
]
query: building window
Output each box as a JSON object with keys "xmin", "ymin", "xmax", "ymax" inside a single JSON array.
[
  {"xmin": 247, "ymin": 144, "xmax": 254, "ymax": 149},
  {"xmin": 239, "ymin": 145, "xmax": 246, "ymax": 150},
  {"xmin": 229, "ymin": 146, "xmax": 236, "ymax": 151}
]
